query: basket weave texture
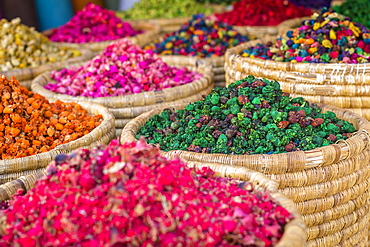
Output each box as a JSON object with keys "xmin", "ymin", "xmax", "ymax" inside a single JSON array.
[
  {"xmin": 0, "ymin": 101, "xmax": 115, "ymax": 192},
  {"xmin": 44, "ymin": 21, "xmax": 161, "ymax": 53},
  {"xmin": 121, "ymin": 102, "xmax": 370, "ymax": 246},
  {"xmin": 232, "ymin": 25, "xmax": 279, "ymax": 40},
  {"xmin": 31, "ymin": 56, "xmax": 214, "ymax": 138},
  {"xmin": 0, "ymin": 49, "xmax": 94, "ymax": 90},
  {"xmin": 224, "ymin": 36, "xmax": 370, "ymax": 121}
]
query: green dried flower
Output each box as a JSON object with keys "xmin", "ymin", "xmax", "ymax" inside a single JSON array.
[{"xmin": 137, "ymin": 75, "xmax": 356, "ymax": 155}]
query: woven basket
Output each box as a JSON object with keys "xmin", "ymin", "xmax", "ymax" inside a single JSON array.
[
  {"xmin": 198, "ymin": 56, "xmax": 225, "ymax": 87},
  {"xmin": 121, "ymin": 102, "xmax": 370, "ymax": 246},
  {"xmin": 232, "ymin": 25, "xmax": 279, "ymax": 40},
  {"xmin": 149, "ymin": 16, "xmax": 192, "ymax": 34},
  {"xmin": 0, "ymin": 162, "xmax": 306, "ymax": 246},
  {"xmin": 0, "ymin": 101, "xmax": 115, "ymax": 185},
  {"xmin": 44, "ymin": 21, "xmax": 160, "ymax": 53},
  {"xmin": 224, "ymin": 37, "xmax": 370, "ymax": 120},
  {"xmin": 0, "ymin": 49, "xmax": 94, "ymax": 90},
  {"xmin": 118, "ymin": 4, "xmax": 226, "ymax": 35},
  {"xmin": 31, "ymin": 56, "xmax": 214, "ymax": 137}
]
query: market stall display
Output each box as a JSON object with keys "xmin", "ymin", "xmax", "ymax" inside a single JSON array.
[
  {"xmin": 214, "ymin": 0, "xmax": 313, "ymax": 39},
  {"xmin": 31, "ymin": 39, "xmax": 213, "ymax": 137},
  {"xmin": 226, "ymin": 11, "xmax": 370, "ymax": 120},
  {"xmin": 122, "ymin": 76, "xmax": 370, "ymax": 246}
]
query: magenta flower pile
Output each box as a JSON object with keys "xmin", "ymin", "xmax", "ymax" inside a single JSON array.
[
  {"xmin": 47, "ymin": 3, "xmax": 141, "ymax": 43},
  {"xmin": 45, "ymin": 39, "xmax": 202, "ymax": 97},
  {"xmin": 0, "ymin": 139, "xmax": 293, "ymax": 246}
]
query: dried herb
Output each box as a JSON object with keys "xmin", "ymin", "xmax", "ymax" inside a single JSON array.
[
  {"xmin": 0, "ymin": 75, "xmax": 102, "ymax": 159},
  {"xmin": 117, "ymin": 0, "xmax": 214, "ymax": 20},
  {"xmin": 0, "ymin": 18, "xmax": 80, "ymax": 71},
  {"xmin": 138, "ymin": 75, "xmax": 356, "ymax": 154},
  {"xmin": 0, "ymin": 139, "xmax": 293, "ymax": 246}
]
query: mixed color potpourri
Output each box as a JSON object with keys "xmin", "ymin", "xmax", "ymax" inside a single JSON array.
[
  {"xmin": 0, "ymin": 75, "xmax": 102, "ymax": 159},
  {"xmin": 144, "ymin": 14, "xmax": 249, "ymax": 58},
  {"xmin": 0, "ymin": 18, "xmax": 80, "ymax": 71},
  {"xmin": 47, "ymin": 3, "xmax": 141, "ymax": 43},
  {"xmin": 138, "ymin": 76, "xmax": 356, "ymax": 154},
  {"xmin": 45, "ymin": 39, "xmax": 202, "ymax": 97},
  {"xmin": 242, "ymin": 11, "xmax": 370, "ymax": 63},
  {"xmin": 215, "ymin": 0, "xmax": 313, "ymax": 26},
  {"xmin": 0, "ymin": 139, "xmax": 293, "ymax": 246}
]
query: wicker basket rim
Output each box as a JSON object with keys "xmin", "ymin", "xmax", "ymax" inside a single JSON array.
[
  {"xmin": 121, "ymin": 102, "xmax": 370, "ymax": 170},
  {"xmin": 225, "ymin": 37, "xmax": 370, "ymax": 71},
  {"xmin": 0, "ymin": 48, "xmax": 93, "ymax": 81},
  {"xmin": 31, "ymin": 56, "xmax": 213, "ymax": 108}
]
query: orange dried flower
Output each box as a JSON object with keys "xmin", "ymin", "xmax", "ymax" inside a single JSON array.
[{"xmin": 0, "ymin": 75, "xmax": 103, "ymax": 159}]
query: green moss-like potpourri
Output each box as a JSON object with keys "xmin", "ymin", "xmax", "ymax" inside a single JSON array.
[
  {"xmin": 333, "ymin": 0, "xmax": 370, "ymax": 29},
  {"xmin": 137, "ymin": 76, "xmax": 356, "ymax": 155},
  {"xmin": 116, "ymin": 0, "xmax": 214, "ymax": 20}
]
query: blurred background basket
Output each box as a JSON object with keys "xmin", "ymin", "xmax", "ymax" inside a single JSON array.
[
  {"xmin": 44, "ymin": 21, "xmax": 161, "ymax": 53},
  {"xmin": 0, "ymin": 49, "xmax": 94, "ymax": 90},
  {"xmin": 116, "ymin": 4, "xmax": 226, "ymax": 35}
]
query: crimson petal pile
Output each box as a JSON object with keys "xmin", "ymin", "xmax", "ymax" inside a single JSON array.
[
  {"xmin": 215, "ymin": 0, "xmax": 313, "ymax": 27},
  {"xmin": 44, "ymin": 39, "xmax": 202, "ymax": 97},
  {"xmin": 47, "ymin": 3, "xmax": 141, "ymax": 43},
  {"xmin": 0, "ymin": 139, "xmax": 293, "ymax": 246}
]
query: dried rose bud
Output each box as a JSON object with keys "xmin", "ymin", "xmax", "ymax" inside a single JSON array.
[
  {"xmin": 311, "ymin": 118, "xmax": 324, "ymax": 127},
  {"xmin": 277, "ymin": 121, "xmax": 290, "ymax": 129},
  {"xmin": 327, "ymin": 134, "xmax": 337, "ymax": 142}
]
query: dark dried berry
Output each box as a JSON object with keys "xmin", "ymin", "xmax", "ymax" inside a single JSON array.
[
  {"xmin": 212, "ymin": 130, "xmax": 223, "ymax": 139},
  {"xmin": 327, "ymin": 134, "xmax": 337, "ymax": 142},
  {"xmin": 226, "ymin": 129, "xmax": 236, "ymax": 139}
]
